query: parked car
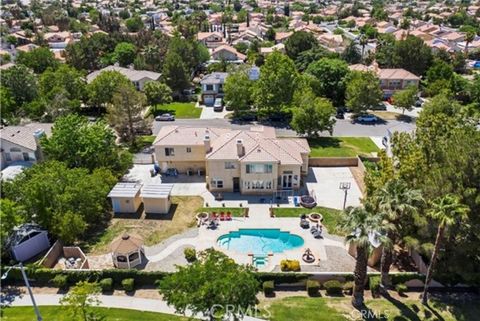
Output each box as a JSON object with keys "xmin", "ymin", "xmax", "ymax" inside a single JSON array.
[
  {"xmin": 213, "ymin": 98, "xmax": 223, "ymax": 112},
  {"xmin": 371, "ymin": 102, "xmax": 387, "ymax": 111},
  {"xmin": 354, "ymin": 114, "xmax": 378, "ymax": 123},
  {"xmin": 155, "ymin": 113, "xmax": 175, "ymax": 121},
  {"xmin": 335, "ymin": 110, "xmax": 345, "ymax": 119},
  {"xmin": 415, "ymin": 98, "xmax": 424, "ymax": 107}
]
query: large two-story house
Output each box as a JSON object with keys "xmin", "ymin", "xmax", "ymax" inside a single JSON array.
[
  {"xmin": 153, "ymin": 126, "xmax": 310, "ymax": 195},
  {"xmin": 200, "ymin": 72, "xmax": 228, "ymax": 106}
]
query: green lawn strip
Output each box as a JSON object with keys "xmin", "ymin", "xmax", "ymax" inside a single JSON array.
[
  {"xmin": 308, "ymin": 137, "xmax": 379, "ymax": 157},
  {"xmin": 260, "ymin": 297, "xmax": 348, "ymax": 321},
  {"xmin": 197, "ymin": 207, "xmax": 246, "ymax": 217},
  {"xmin": 2, "ymin": 306, "xmax": 188, "ymax": 321},
  {"xmin": 153, "ymin": 102, "xmax": 201, "ymax": 119},
  {"xmin": 272, "ymin": 206, "xmax": 344, "ymax": 236},
  {"xmin": 259, "ymin": 296, "xmax": 477, "ymax": 321}
]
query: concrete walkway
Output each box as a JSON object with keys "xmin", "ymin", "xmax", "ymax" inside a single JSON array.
[{"xmin": 7, "ymin": 293, "xmax": 265, "ymax": 321}]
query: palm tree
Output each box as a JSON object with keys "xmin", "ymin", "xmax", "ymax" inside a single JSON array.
[
  {"xmin": 374, "ymin": 179, "xmax": 424, "ymax": 289},
  {"xmin": 464, "ymin": 30, "xmax": 475, "ymax": 55},
  {"xmin": 421, "ymin": 194, "xmax": 469, "ymax": 305},
  {"xmin": 341, "ymin": 206, "xmax": 383, "ymax": 307},
  {"xmin": 359, "ymin": 34, "xmax": 368, "ymax": 60}
]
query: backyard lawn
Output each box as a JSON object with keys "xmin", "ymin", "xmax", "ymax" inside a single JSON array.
[
  {"xmin": 84, "ymin": 196, "xmax": 203, "ymax": 254},
  {"xmin": 2, "ymin": 306, "xmax": 188, "ymax": 321},
  {"xmin": 272, "ymin": 206, "xmax": 344, "ymax": 236},
  {"xmin": 308, "ymin": 137, "xmax": 379, "ymax": 157},
  {"xmin": 259, "ymin": 296, "xmax": 480, "ymax": 321},
  {"xmin": 152, "ymin": 102, "xmax": 201, "ymax": 119},
  {"xmin": 197, "ymin": 207, "xmax": 247, "ymax": 217}
]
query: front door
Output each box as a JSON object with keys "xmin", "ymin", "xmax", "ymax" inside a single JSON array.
[
  {"xmin": 282, "ymin": 175, "xmax": 292, "ymax": 189},
  {"xmin": 233, "ymin": 177, "xmax": 240, "ymax": 192}
]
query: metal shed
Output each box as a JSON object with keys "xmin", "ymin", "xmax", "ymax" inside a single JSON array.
[
  {"xmin": 108, "ymin": 183, "xmax": 142, "ymax": 214},
  {"xmin": 6, "ymin": 223, "xmax": 50, "ymax": 262},
  {"xmin": 141, "ymin": 183, "xmax": 174, "ymax": 214}
]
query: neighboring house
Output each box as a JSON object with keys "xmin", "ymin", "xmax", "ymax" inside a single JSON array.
[
  {"xmin": 44, "ymin": 31, "xmax": 72, "ymax": 49},
  {"xmin": 153, "ymin": 126, "xmax": 310, "ymax": 195},
  {"xmin": 197, "ymin": 32, "xmax": 225, "ymax": 48},
  {"xmin": 0, "ymin": 123, "xmax": 51, "ymax": 170},
  {"xmin": 211, "ymin": 44, "xmax": 246, "ymax": 62},
  {"xmin": 260, "ymin": 43, "xmax": 286, "ymax": 55},
  {"xmin": 200, "ymin": 72, "xmax": 228, "ymax": 106},
  {"xmin": 6, "ymin": 224, "xmax": 50, "ymax": 262},
  {"xmin": 86, "ymin": 65, "xmax": 161, "ymax": 91},
  {"xmin": 349, "ymin": 64, "xmax": 420, "ymax": 98}
]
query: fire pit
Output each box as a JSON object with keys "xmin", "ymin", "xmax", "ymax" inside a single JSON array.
[
  {"xmin": 308, "ymin": 212, "xmax": 323, "ymax": 223},
  {"xmin": 299, "ymin": 195, "xmax": 317, "ymax": 209}
]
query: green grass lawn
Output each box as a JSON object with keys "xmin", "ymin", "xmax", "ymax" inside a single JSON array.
[
  {"xmin": 197, "ymin": 207, "xmax": 247, "ymax": 217},
  {"xmin": 153, "ymin": 102, "xmax": 201, "ymax": 119},
  {"xmin": 2, "ymin": 306, "xmax": 188, "ymax": 321},
  {"xmin": 260, "ymin": 296, "xmax": 480, "ymax": 321},
  {"xmin": 308, "ymin": 137, "xmax": 379, "ymax": 157},
  {"xmin": 271, "ymin": 206, "xmax": 344, "ymax": 236}
]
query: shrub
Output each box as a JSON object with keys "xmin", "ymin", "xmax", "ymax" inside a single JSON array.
[
  {"xmin": 306, "ymin": 280, "xmax": 320, "ymax": 296},
  {"xmin": 121, "ymin": 278, "xmax": 135, "ymax": 292},
  {"xmin": 51, "ymin": 274, "xmax": 68, "ymax": 289},
  {"xmin": 343, "ymin": 281, "xmax": 354, "ymax": 295},
  {"xmin": 390, "ymin": 273, "xmax": 423, "ymax": 285},
  {"xmin": 369, "ymin": 276, "xmax": 381, "ymax": 298},
  {"xmin": 395, "ymin": 283, "xmax": 408, "ymax": 295},
  {"xmin": 99, "ymin": 278, "xmax": 113, "ymax": 292},
  {"xmin": 263, "ymin": 281, "xmax": 275, "ymax": 296},
  {"xmin": 280, "ymin": 259, "xmax": 301, "ymax": 272},
  {"xmin": 323, "ymin": 280, "xmax": 343, "ymax": 296},
  {"xmin": 184, "ymin": 247, "xmax": 197, "ymax": 263}
]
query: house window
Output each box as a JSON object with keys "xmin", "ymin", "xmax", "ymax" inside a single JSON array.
[
  {"xmin": 212, "ymin": 178, "xmax": 223, "ymax": 188},
  {"xmin": 249, "ymin": 180, "xmax": 272, "ymax": 189},
  {"xmin": 23, "ymin": 152, "xmax": 30, "ymax": 161},
  {"xmin": 165, "ymin": 148, "xmax": 175, "ymax": 156},
  {"xmin": 5, "ymin": 153, "xmax": 11, "ymax": 162},
  {"xmin": 186, "ymin": 147, "xmax": 191, "ymax": 153},
  {"xmin": 10, "ymin": 147, "xmax": 21, "ymax": 152},
  {"xmin": 246, "ymin": 164, "xmax": 273, "ymax": 174},
  {"xmin": 225, "ymin": 162, "xmax": 235, "ymax": 169},
  {"xmin": 206, "ymin": 84, "xmax": 214, "ymax": 91}
]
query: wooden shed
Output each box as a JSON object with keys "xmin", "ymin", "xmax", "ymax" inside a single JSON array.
[
  {"xmin": 108, "ymin": 183, "xmax": 142, "ymax": 214},
  {"xmin": 141, "ymin": 183, "xmax": 174, "ymax": 214}
]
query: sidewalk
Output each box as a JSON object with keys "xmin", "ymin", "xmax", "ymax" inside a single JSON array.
[{"xmin": 7, "ymin": 293, "xmax": 265, "ymax": 321}]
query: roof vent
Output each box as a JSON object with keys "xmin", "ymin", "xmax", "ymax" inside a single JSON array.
[
  {"xmin": 121, "ymin": 234, "xmax": 130, "ymax": 240},
  {"xmin": 205, "ymin": 134, "xmax": 210, "ymax": 140},
  {"xmin": 236, "ymin": 139, "xmax": 243, "ymax": 144}
]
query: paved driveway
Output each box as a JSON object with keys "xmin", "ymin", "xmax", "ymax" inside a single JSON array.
[
  {"xmin": 305, "ymin": 167, "xmax": 362, "ymax": 210},
  {"xmin": 199, "ymin": 105, "xmax": 230, "ymax": 119}
]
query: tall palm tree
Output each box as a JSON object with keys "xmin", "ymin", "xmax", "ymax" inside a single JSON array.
[
  {"xmin": 341, "ymin": 206, "xmax": 383, "ymax": 307},
  {"xmin": 464, "ymin": 30, "xmax": 475, "ymax": 55},
  {"xmin": 374, "ymin": 179, "xmax": 424, "ymax": 289},
  {"xmin": 359, "ymin": 34, "xmax": 368, "ymax": 60},
  {"xmin": 421, "ymin": 194, "xmax": 469, "ymax": 305}
]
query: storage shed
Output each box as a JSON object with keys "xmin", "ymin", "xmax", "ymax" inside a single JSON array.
[
  {"xmin": 141, "ymin": 183, "xmax": 174, "ymax": 214},
  {"xmin": 108, "ymin": 183, "xmax": 142, "ymax": 214},
  {"xmin": 6, "ymin": 224, "xmax": 50, "ymax": 262}
]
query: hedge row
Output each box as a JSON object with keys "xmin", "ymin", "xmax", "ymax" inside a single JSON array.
[{"xmin": 2, "ymin": 266, "xmax": 428, "ymax": 288}]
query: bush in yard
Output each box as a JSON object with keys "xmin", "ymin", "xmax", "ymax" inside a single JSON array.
[
  {"xmin": 99, "ymin": 278, "xmax": 113, "ymax": 292},
  {"xmin": 323, "ymin": 280, "xmax": 343, "ymax": 296},
  {"xmin": 306, "ymin": 280, "xmax": 320, "ymax": 296},
  {"xmin": 121, "ymin": 278, "xmax": 135, "ymax": 292},
  {"xmin": 395, "ymin": 283, "xmax": 408, "ymax": 295},
  {"xmin": 263, "ymin": 281, "xmax": 275, "ymax": 297},
  {"xmin": 343, "ymin": 281, "xmax": 354, "ymax": 295},
  {"xmin": 52, "ymin": 274, "xmax": 68, "ymax": 289},
  {"xmin": 369, "ymin": 276, "xmax": 381, "ymax": 298},
  {"xmin": 184, "ymin": 247, "xmax": 197, "ymax": 263},
  {"xmin": 280, "ymin": 259, "xmax": 301, "ymax": 272}
]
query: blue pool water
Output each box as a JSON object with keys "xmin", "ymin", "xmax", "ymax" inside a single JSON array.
[{"xmin": 217, "ymin": 229, "xmax": 304, "ymax": 255}]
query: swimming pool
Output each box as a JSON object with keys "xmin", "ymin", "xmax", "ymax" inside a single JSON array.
[{"xmin": 217, "ymin": 229, "xmax": 304, "ymax": 255}]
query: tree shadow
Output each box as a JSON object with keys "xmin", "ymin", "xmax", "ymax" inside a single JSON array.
[
  {"xmin": 307, "ymin": 137, "xmax": 342, "ymax": 149},
  {"xmin": 153, "ymin": 108, "xmax": 177, "ymax": 116},
  {"xmin": 395, "ymin": 114, "xmax": 413, "ymax": 123},
  {"xmin": 381, "ymin": 292, "xmax": 422, "ymax": 321}
]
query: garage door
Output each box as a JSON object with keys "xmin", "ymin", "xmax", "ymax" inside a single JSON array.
[{"xmin": 204, "ymin": 95, "xmax": 215, "ymax": 106}]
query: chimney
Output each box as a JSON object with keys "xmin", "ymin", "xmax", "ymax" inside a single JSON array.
[
  {"xmin": 236, "ymin": 139, "xmax": 244, "ymax": 157},
  {"xmin": 33, "ymin": 129, "xmax": 45, "ymax": 161},
  {"xmin": 204, "ymin": 135, "xmax": 211, "ymax": 153}
]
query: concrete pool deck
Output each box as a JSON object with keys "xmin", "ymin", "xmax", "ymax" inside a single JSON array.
[{"xmin": 144, "ymin": 216, "xmax": 355, "ymax": 272}]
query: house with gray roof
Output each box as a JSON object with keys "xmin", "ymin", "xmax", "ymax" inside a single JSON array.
[
  {"xmin": 86, "ymin": 65, "xmax": 161, "ymax": 91},
  {"xmin": 200, "ymin": 72, "xmax": 228, "ymax": 106}
]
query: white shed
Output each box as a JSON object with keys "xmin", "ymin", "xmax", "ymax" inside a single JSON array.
[
  {"xmin": 108, "ymin": 183, "xmax": 142, "ymax": 214},
  {"xmin": 6, "ymin": 224, "xmax": 50, "ymax": 262},
  {"xmin": 141, "ymin": 183, "xmax": 174, "ymax": 214}
]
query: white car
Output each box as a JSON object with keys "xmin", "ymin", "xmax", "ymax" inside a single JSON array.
[{"xmin": 155, "ymin": 113, "xmax": 175, "ymax": 121}]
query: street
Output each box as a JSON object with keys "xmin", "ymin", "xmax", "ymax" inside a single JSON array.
[{"xmin": 152, "ymin": 118, "xmax": 415, "ymax": 137}]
